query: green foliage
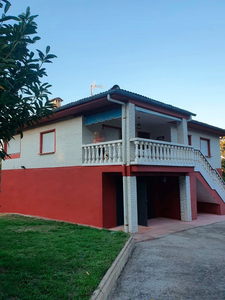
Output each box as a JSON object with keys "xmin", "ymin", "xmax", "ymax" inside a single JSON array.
[
  {"xmin": 0, "ymin": 1, "xmax": 57, "ymax": 159},
  {"xmin": 220, "ymin": 138, "xmax": 225, "ymax": 181},
  {"xmin": 222, "ymin": 159, "xmax": 225, "ymax": 181},
  {"xmin": 220, "ymin": 138, "xmax": 225, "ymax": 159}
]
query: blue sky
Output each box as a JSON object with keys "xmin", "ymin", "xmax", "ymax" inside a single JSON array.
[{"xmin": 7, "ymin": 0, "xmax": 225, "ymax": 128}]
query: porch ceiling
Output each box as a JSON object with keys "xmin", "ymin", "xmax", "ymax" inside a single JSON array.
[{"xmin": 135, "ymin": 110, "xmax": 177, "ymax": 127}]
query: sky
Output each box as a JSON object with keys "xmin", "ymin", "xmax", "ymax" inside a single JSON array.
[{"xmin": 6, "ymin": 0, "xmax": 225, "ymax": 128}]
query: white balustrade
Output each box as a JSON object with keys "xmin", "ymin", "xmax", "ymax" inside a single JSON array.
[
  {"xmin": 130, "ymin": 138, "xmax": 194, "ymax": 166},
  {"xmin": 82, "ymin": 140, "xmax": 122, "ymax": 165},
  {"xmin": 130, "ymin": 138, "xmax": 225, "ymax": 200}
]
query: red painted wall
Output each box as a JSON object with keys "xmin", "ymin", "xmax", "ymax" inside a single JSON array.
[
  {"xmin": 197, "ymin": 202, "xmax": 221, "ymax": 215},
  {"xmin": 0, "ymin": 167, "xmax": 106, "ymax": 227},
  {"xmin": 195, "ymin": 172, "xmax": 225, "ymax": 215}
]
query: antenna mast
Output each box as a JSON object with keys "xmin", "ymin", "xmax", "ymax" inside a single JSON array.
[{"xmin": 91, "ymin": 81, "xmax": 104, "ymax": 96}]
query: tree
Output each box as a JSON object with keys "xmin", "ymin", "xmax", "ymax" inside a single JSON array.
[
  {"xmin": 0, "ymin": 0, "xmax": 57, "ymax": 159},
  {"xmin": 220, "ymin": 138, "xmax": 225, "ymax": 181}
]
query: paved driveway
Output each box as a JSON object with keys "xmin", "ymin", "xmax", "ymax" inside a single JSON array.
[{"xmin": 109, "ymin": 221, "xmax": 225, "ymax": 300}]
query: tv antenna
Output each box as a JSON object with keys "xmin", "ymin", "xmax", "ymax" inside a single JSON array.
[{"xmin": 91, "ymin": 81, "xmax": 104, "ymax": 96}]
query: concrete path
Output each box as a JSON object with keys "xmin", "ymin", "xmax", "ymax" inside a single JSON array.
[
  {"xmin": 134, "ymin": 213, "xmax": 225, "ymax": 242},
  {"xmin": 109, "ymin": 221, "xmax": 225, "ymax": 300}
]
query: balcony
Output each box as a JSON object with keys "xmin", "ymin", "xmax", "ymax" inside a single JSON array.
[{"xmin": 82, "ymin": 138, "xmax": 225, "ymax": 199}]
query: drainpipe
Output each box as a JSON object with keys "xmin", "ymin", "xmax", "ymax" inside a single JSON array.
[{"xmin": 107, "ymin": 94, "xmax": 129, "ymax": 233}]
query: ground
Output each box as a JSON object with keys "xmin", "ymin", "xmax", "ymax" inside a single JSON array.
[{"xmin": 109, "ymin": 221, "xmax": 225, "ymax": 300}]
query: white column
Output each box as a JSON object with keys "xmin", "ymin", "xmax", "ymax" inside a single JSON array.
[
  {"xmin": 126, "ymin": 103, "xmax": 136, "ymax": 165},
  {"xmin": 177, "ymin": 119, "xmax": 188, "ymax": 145},
  {"xmin": 179, "ymin": 176, "xmax": 192, "ymax": 222},
  {"xmin": 126, "ymin": 176, "xmax": 138, "ymax": 233}
]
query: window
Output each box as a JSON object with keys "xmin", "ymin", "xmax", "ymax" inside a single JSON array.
[
  {"xmin": 188, "ymin": 135, "xmax": 192, "ymax": 146},
  {"xmin": 40, "ymin": 130, "xmax": 56, "ymax": 154},
  {"xmin": 4, "ymin": 135, "xmax": 21, "ymax": 159},
  {"xmin": 200, "ymin": 138, "xmax": 211, "ymax": 157}
]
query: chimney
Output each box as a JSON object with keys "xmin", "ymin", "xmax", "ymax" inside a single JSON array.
[{"xmin": 51, "ymin": 97, "xmax": 63, "ymax": 108}]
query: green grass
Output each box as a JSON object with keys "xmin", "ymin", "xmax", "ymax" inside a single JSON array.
[{"xmin": 0, "ymin": 214, "xmax": 129, "ymax": 300}]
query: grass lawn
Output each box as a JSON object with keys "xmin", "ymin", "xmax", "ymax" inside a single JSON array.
[{"xmin": 0, "ymin": 214, "xmax": 129, "ymax": 300}]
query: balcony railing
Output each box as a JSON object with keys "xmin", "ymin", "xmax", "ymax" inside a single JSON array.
[
  {"xmin": 82, "ymin": 140, "xmax": 122, "ymax": 165},
  {"xmin": 130, "ymin": 138, "xmax": 225, "ymax": 200},
  {"xmin": 130, "ymin": 138, "xmax": 194, "ymax": 166}
]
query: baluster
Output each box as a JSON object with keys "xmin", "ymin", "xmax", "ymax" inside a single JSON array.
[
  {"xmin": 183, "ymin": 147, "xmax": 186, "ymax": 164},
  {"xmin": 177, "ymin": 146, "xmax": 180, "ymax": 164},
  {"xmin": 99, "ymin": 145, "xmax": 104, "ymax": 163},
  {"xmin": 113, "ymin": 143, "xmax": 116, "ymax": 163},
  {"xmin": 152, "ymin": 143, "xmax": 156, "ymax": 162},
  {"xmin": 164, "ymin": 145, "xmax": 168, "ymax": 163},
  {"xmin": 87, "ymin": 147, "xmax": 91, "ymax": 163},
  {"xmin": 186, "ymin": 147, "xmax": 190, "ymax": 164},
  {"xmin": 139, "ymin": 142, "xmax": 144, "ymax": 162},
  {"xmin": 95, "ymin": 145, "xmax": 99, "ymax": 163},
  {"xmin": 156, "ymin": 143, "xmax": 160, "ymax": 161},
  {"xmin": 190, "ymin": 148, "xmax": 194, "ymax": 165},
  {"xmin": 84, "ymin": 146, "xmax": 87, "ymax": 164},
  {"xmin": 118, "ymin": 142, "xmax": 122, "ymax": 163},
  {"xmin": 181, "ymin": 147, "xmax": 185, "ymax": 164},
  {"xmin": 108, "ymin": 144, "xmax": 112, "ymax": 163},
  {"xmin": 186, "ymin": 148, "xmax": 189, "ymax": 164},
  {"xmin": 104, "ymin": 145, "xmax": 109, "ymax": 163},
  {"xmin": 91, "ymin": 146, "xmax": 95, "ymax": 163},
  {"xmin": 148, "ymin": 142, "xmax": 152, "ymax": 163},
  {"xmin": 159, "ymin": 144, "xmax": 163, "ymax": 162},
  {"xmin": 189, "ymin": 148, "xmax": 193, "ymax": 164},
  {"xmin": 167, "ymin": 145, "xmax": 171, "ymax": 163},
  {"xmin": 134, "ymin": 141, "xmax": 139, "ymax": 163},
  {"xmin": 170, "ymin": 145, "xmax": 174, "ymax": 163},
  {"xmin": 144, "ymin": 142, "xmax": 148, "ymax": 162}
]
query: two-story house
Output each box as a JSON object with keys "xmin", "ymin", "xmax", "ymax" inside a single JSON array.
[{"xmin": 1, "ymin": 85, "xmax": 225, "ymax": 233}]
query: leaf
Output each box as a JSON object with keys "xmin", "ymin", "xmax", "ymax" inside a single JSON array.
[
  {"xmin": 4, "ymin": 2, "xmax": 11, "ymax": 14},
  {"xmin": 36, "ymin": 49, "xmax": 44, "ymax": 61},
  {"xmin": 45, "ymin": 54, "xmax": 57, "ymax": 59},
  {"xmin": 26, "ymin": 7, "xmax": 30, "ymax": 18},
  {"xmin": 46, "ymin": 45, "xmax": 50, "ymax": 54},
  {"xmin": 0, "ymin": 15, "xmax": 20, "ymax": 22},
  {"xmin": 33, "ymin": 36, "xmax": 41, "ymax": 41}
]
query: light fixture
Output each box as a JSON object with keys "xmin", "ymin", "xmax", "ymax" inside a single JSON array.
[{"xmin": 137, "ymin": 117, "xmax": 141, "ymax": 130}]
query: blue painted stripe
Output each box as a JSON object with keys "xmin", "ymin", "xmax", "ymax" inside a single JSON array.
[{"xmin": 85, "ymin": 107, "xmax": 122, "ymax": 125}]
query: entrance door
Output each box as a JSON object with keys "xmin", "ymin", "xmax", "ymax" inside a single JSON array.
[{"xmin": 137, "ymin": 176, "xmax": 148, "ymax": 226}]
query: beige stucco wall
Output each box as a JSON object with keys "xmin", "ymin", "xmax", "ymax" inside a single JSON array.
[
  {"xmin": 2, "ymin": 117, "xmax": 83, "ymax": 170},
  {"xmin": 188, "ymin": 128, "xmax": 221, "ymax": 169}
]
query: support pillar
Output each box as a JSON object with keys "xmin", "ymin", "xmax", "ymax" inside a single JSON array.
[
  {"xmin": 177, "ymin": 119, "xmax": 188, "ymax": 145},
  {"xmin": 124, "ymin": 176, "xmax": 138, "ymax": 233},
  {"xmin": 179, "ymin": 175, "xmax": 192, "ymax": 221},
  {"xmin": 189, "ymin": 173, "xmax": 197, "ymax": 220}
]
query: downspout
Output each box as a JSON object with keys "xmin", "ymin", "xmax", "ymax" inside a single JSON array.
[{"xmin": 107, "ymin": 94, "xmax": 129, "ymax": 233}]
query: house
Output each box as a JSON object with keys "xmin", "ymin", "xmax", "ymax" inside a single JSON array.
[{"xmin": 1, "ymin": 85, "xmax": 225, "ymax": 233}]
